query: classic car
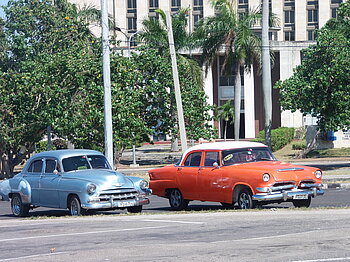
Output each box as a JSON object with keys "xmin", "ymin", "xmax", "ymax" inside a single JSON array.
[
  {"xmin": 149, "ymin": 141, "xmax": 324, "ymax": 210},
  {"xmin": 0, "ymin": 149, "xmax": 151, "ymax": 217}
]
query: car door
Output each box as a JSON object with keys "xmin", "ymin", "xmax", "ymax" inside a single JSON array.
[
  {"xmin": 198, "ymin": 151, "xmax": 225, "ymax": 202},
  {"xmin": 39, "ymin": 158, "xmax": 60, "ymax": 207},
  {"xmin": 23, "ymin": 158, "xmax": 43, "ymax": 205},
  {"xmin": 176, "ymin": 151, "xmax": 202, "ymax": 200}
]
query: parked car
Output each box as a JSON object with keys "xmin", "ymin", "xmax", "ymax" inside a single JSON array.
[
  {"xmin": 149, "ymin": 141, "xmax": 324, "ymax": 210},
  {"xmin": 0, "ymin": 149, "xmax": 151, "ymax": 217}
]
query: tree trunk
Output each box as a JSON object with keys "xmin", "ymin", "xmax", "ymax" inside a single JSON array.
[
  {"xmin": 171, "ymin": 137, "xmax": 179, "ymax": 152},
  {"xmin": 295, "ymin": 130, "xmax": 320, "ymax": 159},
  {"xmin": 114, "ymin": 145, "xmax": 125, "ymax": 170},
  {"xmin": 224, "ymin": 121, "xmax": 227, "ymax": 141},
  {"xmin": 0, "ymin": 153, "xmax": 14, "ymax": 179},
  {"xmin": 234, "ymin": 63, "xmax": 242, "ymax": 141}
]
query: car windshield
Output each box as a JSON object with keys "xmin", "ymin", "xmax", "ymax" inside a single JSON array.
[
  {"xmin": 62, "ymin": 155, "xmax": 111, "ymax": 172},
  {"xmin": 222, "ymin": 147, "xmax": 276, "ymax": 166}
]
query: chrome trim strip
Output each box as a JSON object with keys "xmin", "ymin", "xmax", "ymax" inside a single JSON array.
[{"xmin": 276, "ymin": 168, "xmax": 304, "ymax": 172}]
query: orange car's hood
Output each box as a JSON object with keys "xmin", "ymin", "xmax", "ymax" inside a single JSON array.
[{"xmin": 237, "ymin": 161, "xmax": 319, "ymax": 182}]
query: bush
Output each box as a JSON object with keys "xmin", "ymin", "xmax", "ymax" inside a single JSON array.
[
  {"xmin": 253, "ymin": 127, "xmax": 295, "ymax": 152},
  {"xmin": 292, "ymin": 141, "xmax": 306, "ymax": 150}
]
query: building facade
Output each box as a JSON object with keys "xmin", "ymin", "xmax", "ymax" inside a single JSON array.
[{"xmin": 70, "ymin": 0, "xmax": 346, "ymax": 139}]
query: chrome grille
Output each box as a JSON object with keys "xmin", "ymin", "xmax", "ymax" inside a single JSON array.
[{"xmin": 98, "ymin": 188, "xmax": 138, "ymax": 201}]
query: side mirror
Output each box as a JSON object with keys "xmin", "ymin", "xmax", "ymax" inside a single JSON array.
[
  {"xmin": 213, "ymin": 162, "xmax": 220, "ymax": 169},
  {"xmin": 53, "ymin": 169, "xmax": 60, "ymax": 175}
]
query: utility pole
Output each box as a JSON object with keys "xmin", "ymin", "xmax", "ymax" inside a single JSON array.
[
  {"xmin": 165, "ymin": 11, "xmax": 188, "ymax": 152},
  {"xmin": 262, "ymin": 0, "xmax": 272, "ymax": 148},
  {"xmin": 101, "ymin": 0, "xmax": 114, "ymax": 167}
]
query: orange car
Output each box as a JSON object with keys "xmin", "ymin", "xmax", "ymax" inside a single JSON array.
[{"xmin": 149, "ymin": 141, "xmax": 324, "ymax": 210}]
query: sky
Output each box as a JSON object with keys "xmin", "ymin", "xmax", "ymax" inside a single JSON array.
[{"xmin": 0, "ymin": 0, "xmax": 9, "ymax": 19}]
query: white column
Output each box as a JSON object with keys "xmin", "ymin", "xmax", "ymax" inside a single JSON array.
[{"xmin": 244, "ymin": 69, "xmax": 255, "ymax": 139}]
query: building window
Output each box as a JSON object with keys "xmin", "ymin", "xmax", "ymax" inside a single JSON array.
[
  {"xmin": 149, "ymin": 0, "xmax": 159, "ymax": 8},
  {"xmin": 171, "ymin": 0, "xmax": 181, "ymax": 12},
  {"xmin": 284, "ymin": 31, "xmax": 295, "ymax": 41},
  {"xmin": 308, "ymin": 9, "xmax": 318, "ymax": 23},
  {"xmin": 284, "ymin": 10, "xmax": 295, "ymax": 24},
  {"xmin": 149, "ymin": 0, "xmax": 159, "ymax": 17},
  {"xmin": 127, "ymin": 17, "xmax": 137, "ymax": 31},
  {"xmin": 193, "ymin": 0, "xmax": 204, "ymax": 28},
  {"xmin": 127, "ymin": 0, "xmax": 136, "ymax": 9},
  {"xmin": 308, "ymin": 30, "xmax": 316, "ymax": 41}
]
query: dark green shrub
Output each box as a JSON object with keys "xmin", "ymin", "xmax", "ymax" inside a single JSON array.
[
  {"xmin": 292, "ymin": 141, "xmax": 306, "ymax": 150},
  {"xmin": 253, "ymin": 127, "xmax": 295, "ymax": 152}
]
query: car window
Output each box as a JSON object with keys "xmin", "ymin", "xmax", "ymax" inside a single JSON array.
[
  {"xmin": 88, "ymin": 155, "xmax": 110, "ymax": 169},
  {"xmin": 184, "ymin": 152, "xmax": 202, "ymax": 167},
  {"xmin": 28, "ymin": 159, "xmax": 43, "ymax": 173},
  {"xmin": 45, "ymin": 159, "xmax": 59, "ymax": 173},
  {"xmin": 222, "ymin": 147, "xmax": 275, "ymax": 166},
  {"xmin": 62, "ymin": 155, "xmax": 111, "ymax": 172},
  {"xmin": 204, "ymin": 152, "xmax": 219, "ymax": 166},
  {"xmin": 62, "ymin": 156, "xmax": 90, "ymax": 172}
]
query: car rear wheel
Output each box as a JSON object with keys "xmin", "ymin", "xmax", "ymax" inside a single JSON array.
[
  {"xmin": 11, "ymin": 194, "xmax": 30, "ymax": 217},
  {"xmin": 168, "ymin": 189, "xmax": 189, "ymax": 211},
  {"xmin": 292, "ymin": 197, "xmax": 311, "ymax": 208},
  {"xmin": 127, "ymin": 205, "xmax": 143, "ymax": 213},
  {"xmin": 68, "ymin": 195, "xmax": 86, "ymax": 216},
  {"xmin": 237, "ymin": 189, "xmax": 256, "ymax": 209}
]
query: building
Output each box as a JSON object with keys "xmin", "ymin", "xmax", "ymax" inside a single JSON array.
[{"xmin": 70, "ymin": 0, "xmax": 345, "ymax": 139}]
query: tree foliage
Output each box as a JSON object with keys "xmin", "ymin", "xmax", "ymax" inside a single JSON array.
[{"xmin": 276, "ymin": 1, "xmax": 350, "ymax": 132}]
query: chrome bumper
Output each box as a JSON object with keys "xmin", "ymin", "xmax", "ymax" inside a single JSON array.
[
  {"xmin": 252, "ymin": 187, "xmax": 324, "ymax": 202},
  {"xmin": 83, "ymin": 196, "xmax": 150, "ymax": 209}
]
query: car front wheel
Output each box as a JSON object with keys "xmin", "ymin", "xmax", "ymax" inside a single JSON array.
[
  {"xmin": 68, "ymin": 195, "xmax": 86, "ymax": 216},
  {"xmin": 168, "ymin": 189, "xmax": 189, "ymax": 211},
  {"xmin": 11, "ymin": 194, "xmax": 30, "ymax": 217},
  {"xmin": 292, "ymin": 197, "xmax": 311, "ymax": 208},
  {"xmin": 237, "ymin": 189, "xmax": 256, "ymax": 209}
]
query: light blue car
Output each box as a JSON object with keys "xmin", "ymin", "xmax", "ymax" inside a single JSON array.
[{"xmin": 0, "ymin": 149, "xmax": 151, "ymax": 217}]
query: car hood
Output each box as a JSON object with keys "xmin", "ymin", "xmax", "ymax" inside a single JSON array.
[
  {"xmin": 62, "ymin": 169, "xmax": 134, "ymax": 188},
  {"xmin": 235, "ymin": 161, "xmax": 319, "ymax": 182}
]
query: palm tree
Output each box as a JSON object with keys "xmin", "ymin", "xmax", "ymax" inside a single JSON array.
[
  {"xmin": 139, "ymin": 8, "xmax": 203, "ymax": 151},
  {"xmin": 217, "ymin": 100, "xmax": 234, "ymax": 141},
  {"xmin": 193, "ymin": 0, "xmax": 262, "ymax": 140},
  {"xmin": 139, "ymin": 8, "xmax": 192, "ymax": 56}
]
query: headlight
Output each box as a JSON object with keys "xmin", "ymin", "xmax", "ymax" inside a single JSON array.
[
  {"xmin": 87, "ymin": 184, "xmax": 96, "ymax": 194},
  {"xmin": 262, "ymin": 173, "xmax": 270, "ymax": 182},
  {"xmin": 139, "ymin": 180, "xmax": 149, "ymax": 190},
  {"xmin": 315, "ymin": 170, "xmax": 322, "ymax": 179}
]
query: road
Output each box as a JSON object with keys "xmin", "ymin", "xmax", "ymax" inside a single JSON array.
[
  {"xmin": 0, "ymin": 189, "xmax": 349, "ymax": 261},
  {"xmin": 0, "ymin": 207, "xmax": 350, "ymax": 261}
]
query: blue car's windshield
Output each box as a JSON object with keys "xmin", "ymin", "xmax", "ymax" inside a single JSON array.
[{"xmin": 62, "ymin": 155, "xmax": 111, "ymax": 172}]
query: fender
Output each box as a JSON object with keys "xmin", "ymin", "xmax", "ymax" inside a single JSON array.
[{"xmin": 8, "ymin": 178, "xmax": 32, "ymax": 204}]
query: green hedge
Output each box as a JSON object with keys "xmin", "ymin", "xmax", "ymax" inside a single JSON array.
[{"xmin": 252, "ymin": 127, "xmax": 295, "ymax": 152}]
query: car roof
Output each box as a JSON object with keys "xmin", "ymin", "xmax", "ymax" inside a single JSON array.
[
  {"xmin": 29, "ymin": 149, "xmax": 104, "ymax": 161},
  {"xmin": 183, "ymin": 141, "xmax": 267, "ymax": 156}
]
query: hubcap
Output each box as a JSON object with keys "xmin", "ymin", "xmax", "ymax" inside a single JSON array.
[
  {"xmin": 70, "ymin": 199, "xmax": 79, "ymax": 216},
  {"xmin": 239, "ymin": 193, "xmax": 250, "ymax": 209},
  {"xmin": 170, "ymin": 190, "xmax": 181, "ymax": 207},
  {"xmin": 12, "ymin": 197, "xmax": 21, "ymax": 215}
]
